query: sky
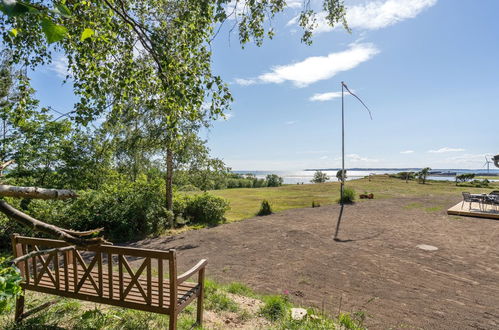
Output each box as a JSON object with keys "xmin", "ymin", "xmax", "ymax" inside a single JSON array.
[{"xmin": 29, "ymin": 0, "xmax": 499, "ymax": 171}]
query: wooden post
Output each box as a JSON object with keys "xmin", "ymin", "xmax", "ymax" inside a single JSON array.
[
  {"xmin": 169, "ymin": 251, "xmax": 177, "ymax": 330},
  {"xmin": 11, "ymin": 234, "xmax": 25, "ymax": 322},
  {"xmin": 196, "ymin": 267, "xmax": 205, "ymax": 326}
]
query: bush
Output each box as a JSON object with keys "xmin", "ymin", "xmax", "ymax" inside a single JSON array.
[
  {"xmin": 259, "ymin": 295, "xmax": 291, "ymax": 321},
  {"xmin": 338, "ymin": 187, "xmax": 356, "ymax": 204},
  {"xmin": 0, "ymin": 258, "xmax": 23, "ymax": 313},
  {"xmin": 4, "ymin": 176, "xmax": 172, "ymax": 244},
  {"xmin": 183, "ymin": 193, "xmax": 230, "ymax": 225},
  {"xmin": 266, "ymin": 174, "xmax": 283, "ymax": 187},
  {"xmin": 177, "ymin": 184, "xmax": 200, "ymax": 192},
  {"xmin": 390, "ymin": 171, "xmax": 415, "ymax": 181},
  {"xmin": 456, "ymin": 173, "xmax": 475, "ymax": 184},
  {"xmin": 312, "ymin": 201, "xmax": 321, "ymax": 208},
  {"xmin": 204, "ymin": 280, "xmax": 239, "ymax": 312},
  {"xmin": 257, "ymin": 200, "xmax": 273, "ymax": 216},
  {"xmin": 226, "ymin": 282, "xmax": 255, "ymax": 297},
  {"xmin": 311, "ymin": 171, "xmax": 329, "ymax": 183}
]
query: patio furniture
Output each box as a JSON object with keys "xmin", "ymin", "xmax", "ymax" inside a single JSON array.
[
  {"xmin": 462, "ymin": 192, "xmax": 483, "ymax": 210},
  {"xmin": 11, "ymin": 235, "xmax": 207, "ymax": 329}
]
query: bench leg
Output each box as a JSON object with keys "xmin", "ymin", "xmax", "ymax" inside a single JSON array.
[
  {"xmin": 196, "ymin": 268, "xmax": 205, "ymax": 326},
  {"xmin": 14, "ymin": 290, "xmax": 25, "ymax": 322},
  {"xmin": 169, "ymin": 313, "xmax": 177, "ymax": 330}
]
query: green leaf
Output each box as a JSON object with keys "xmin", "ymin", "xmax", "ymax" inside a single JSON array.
[
  {"xmin": 80, "ymin": 28, "xmax": 94, "ymax": 42},
  {"xmin": 41, "ymin": 17, "xmax": 68, "ymax": 44},
  {"xmin": 55, "ymin": 2, "xmax": 71, "ymax": 17},
  {"xmin": 9, "ymin": 28, "xmax": 18, "ymax": 37},
  {"xmin": 0, "ymin": 1, "xmax": 29, "ymax": 17}
]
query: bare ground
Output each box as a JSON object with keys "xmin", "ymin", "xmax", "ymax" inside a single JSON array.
[{"xmin": 131, "ymin": 196, "xmax": 499, "ymax": 329}]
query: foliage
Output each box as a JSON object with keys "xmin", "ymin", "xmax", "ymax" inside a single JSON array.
[
  {"xmin": 266, "ymin": 174, "xmax": 283, "ymax": 187},
  {"xmin": 204, "ymin": 279, "xmax": 238, "ymax": 312},
  {"xmin": 312, "ymin": 171, "xmax": 329, "ymax": 183},
  {"xmin": 225, "ymin": 282, "xmax": 255, "ymax": 297},
  {"xmin": 417, "ymin": 167, "xmax": 431, "ymax": 184},
  {"xmin": 312, "ymin": 201, "xmax": 321, "ymax": 208},
  {"xmin": 470, "ymin": 179, "xmax": 490, "ymax": 188},
  {"xmin": 183, "ymin": 193, "xmax": 229, "ymax": 225},
  {"xmin": 259, "ymin": 295, "xmax": 291, "ymax": 321},
  {"xmin": 336, "ymin": 169, "xmax": 347, "ymax": 181},
  {"xmin": 257, "ymin": 200, "xmax": 273, "ymax": 216},
  {"xmin": 0, "ymin": 257, "xmax": 22, "ymax": 313},
  {"xmin": 390, "ymin": 171, "xmax": 416, "ymax": 181},
  {"xmin": 338, "ymin": 187, "xmax": 356, "ymax": 204},
  {"xmin": 456, "ymin": 173, "xmax": 475, "ymax": 184}
]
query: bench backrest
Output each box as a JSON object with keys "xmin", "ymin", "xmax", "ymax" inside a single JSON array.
[{"xmin": 11, "ymin": 235, "xmax": 177, "ymax": 311}]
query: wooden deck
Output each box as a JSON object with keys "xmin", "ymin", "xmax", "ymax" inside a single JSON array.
[{"xmin": 447, "ymin": 201, "xmax": 499, "ymax": 220}]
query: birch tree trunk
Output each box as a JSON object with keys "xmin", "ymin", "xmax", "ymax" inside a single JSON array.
[{"xmin": 165, "ymin": 148, "xmax": 174, "ymax": 228}]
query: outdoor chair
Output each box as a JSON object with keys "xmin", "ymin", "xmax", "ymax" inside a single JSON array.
[{"xmin": 461, "ymin": 192, "xmax": 483, "ymax": 210}]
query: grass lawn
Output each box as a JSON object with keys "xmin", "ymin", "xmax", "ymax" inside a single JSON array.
[
  {"xmin": 209, "ymin": 176, "xmax": 499, "ymax": 222},
  {"xmin": 475, "ymin": 175, "xmax": 499, "ymax": 180}
]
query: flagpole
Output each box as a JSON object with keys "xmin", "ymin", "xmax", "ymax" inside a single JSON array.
[
  {"xmin": 334, "ymin": 81, "xmax": 372, "ymax": 240},
  {"xmin": 341, "ymin": 81, "xmax": 345, "ymax": 205},
  {"xmin": 335, "ymin": 82, "xmax": 345, "ymax": 240}
]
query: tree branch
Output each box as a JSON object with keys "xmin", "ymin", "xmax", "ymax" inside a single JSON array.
[
  {"xmin": 0, "ymin": 185, "xmax": 78, "ymax": 200},
  {"xmin": 0, "ymin": 200, "xmax": 109, "ymax": 246}
]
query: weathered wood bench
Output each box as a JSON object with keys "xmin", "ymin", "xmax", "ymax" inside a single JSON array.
[{"xmin": 11, "ymin": 234, "xmax": 207, "ymax": 329}]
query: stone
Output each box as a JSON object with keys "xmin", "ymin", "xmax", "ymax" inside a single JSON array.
[
  {"xmin": 291, "ymin": 308, "xmax": 307, "ymax": 321},
  {"xmin": 417, "ymin": 244, "xmax": 438, "ymax": 251}
]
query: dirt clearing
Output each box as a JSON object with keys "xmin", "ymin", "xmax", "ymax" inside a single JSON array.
[{"xmin": 131, "ymin": 196, "xmax": 499, "ymax": 329}]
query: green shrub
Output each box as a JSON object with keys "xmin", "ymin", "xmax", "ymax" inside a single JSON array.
[
  {"xmin": 177, "ymin": 184, "xmax": 200, "ymax": 192},
  {"xmin": 183, "ymin": 193, "xmax": 230, "ymax": 225},
  {"xmin": 204, "ymin": 280, "xmax": 238, "ymax": 312},
  {"xmin": 312, "ymin": 201, "xmax": 321, "ymax": 208},
  {"xmin": 266, "ymin": 174, "xmax": 283, "ymax": 187},
  {"xmin": 259, "ymin": 295, "xmax": 291, "ymax": 321},
  {"xmin": 312, "ymin": 171, "xmax": 329, "ymax": 183},
  {"xmin": 226, "ymin": 282, "xmax": 254, "ymax": 297},
  {"xmin": 172, "ymin": 194, "xmax": 192, "ymax": 222},
  {"xmin": 252, "ymin": 178, "xmax": 267, "ymax": 188},
  {"xmin": 257, "ymin": 200, "xmax": 273, "ymax": 216},
  {"xmin": 338, "ymin": 187, "xmax": 356, "ymax": 204},
  {"xmin": 0, "ymin": 258, "xmax": 23, "ymax": 313}
]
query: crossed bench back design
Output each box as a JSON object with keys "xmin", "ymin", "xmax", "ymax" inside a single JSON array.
[{"xmin": 11, "ymin": 234, "xmax": 206, "ymax": 329}]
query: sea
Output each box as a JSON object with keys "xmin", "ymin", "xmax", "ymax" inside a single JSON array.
[{"xmin": 232, "ymin": 168, "xmax": 499, "ymax": 185}]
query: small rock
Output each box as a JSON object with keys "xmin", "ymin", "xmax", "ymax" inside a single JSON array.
[
  {"xmin": 417, "ymin": 244, "xmax": 438, "ymax": 251},
  {"xmin": 291, "ymin": 308, "xmax": 307, "ymax": 321}
]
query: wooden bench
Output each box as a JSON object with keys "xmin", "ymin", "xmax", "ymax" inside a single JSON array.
[{"xmin": 11, "ymin": 234, "xmax": 207, "ymax": 329}]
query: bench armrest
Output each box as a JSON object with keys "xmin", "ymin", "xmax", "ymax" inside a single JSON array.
[{"xmin": 177, "ymin": 259, "xmax": 207, "ymax": 284}]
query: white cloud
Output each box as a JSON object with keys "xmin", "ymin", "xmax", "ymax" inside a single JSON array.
[
  {"xmin": 234, "ymin": 78, "xmax": 257, "ymax": 86},
  {"xmin": 336, "ymin": 154, "xmax": 379, "ymax": 163},
  {"xmin": 320, "ymin": 155, "xmax": 328, "ymax": 160},
  {"xmin": 400, "ymin": 150, "xmax": 414, "ymax": 154},
  {"xmin": 48, "ymin": 56, "xmax": 70, "ymax": 78},
  {"xmin": 288, "ymin": 0, "xmax": 437, "ymax": 33},
  {"xmin": 428, "ymin": 147, "xmax": 465, "ymax": 153},
  {"xmin": 285, "ymin": 120, "xmax": 297, "ymax": 125},
  {"xmin": 347, "ymin": 153, "xmax": 379, "ymax": 162},
  {"xmin": 236, "ymin": 43, "xmax": 379, "ymax": 87},
  {"xmin": 310, "ymin": 92, "xmax": 342, "ymax": 102},
  {"xmin": 287, "ymin": 0, "xmax": 302, "ymax": 9},
  {"xmin": 347, "ymin": 0, "xmax": 437, "ymax": 30}
]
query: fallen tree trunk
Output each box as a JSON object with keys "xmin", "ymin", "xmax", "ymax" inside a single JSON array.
[
  {"xmin": 0, "ymin": 200, "xmax": 108, "ymax": 247},
  {"xmin": 0, "ymin": 184, "xmax": 78, "ymax": 200}
]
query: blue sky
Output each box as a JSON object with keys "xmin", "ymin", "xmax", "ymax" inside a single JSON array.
[{"xmin": 30, "ymin": 0, "xmax": 499, "ymax": 170}]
